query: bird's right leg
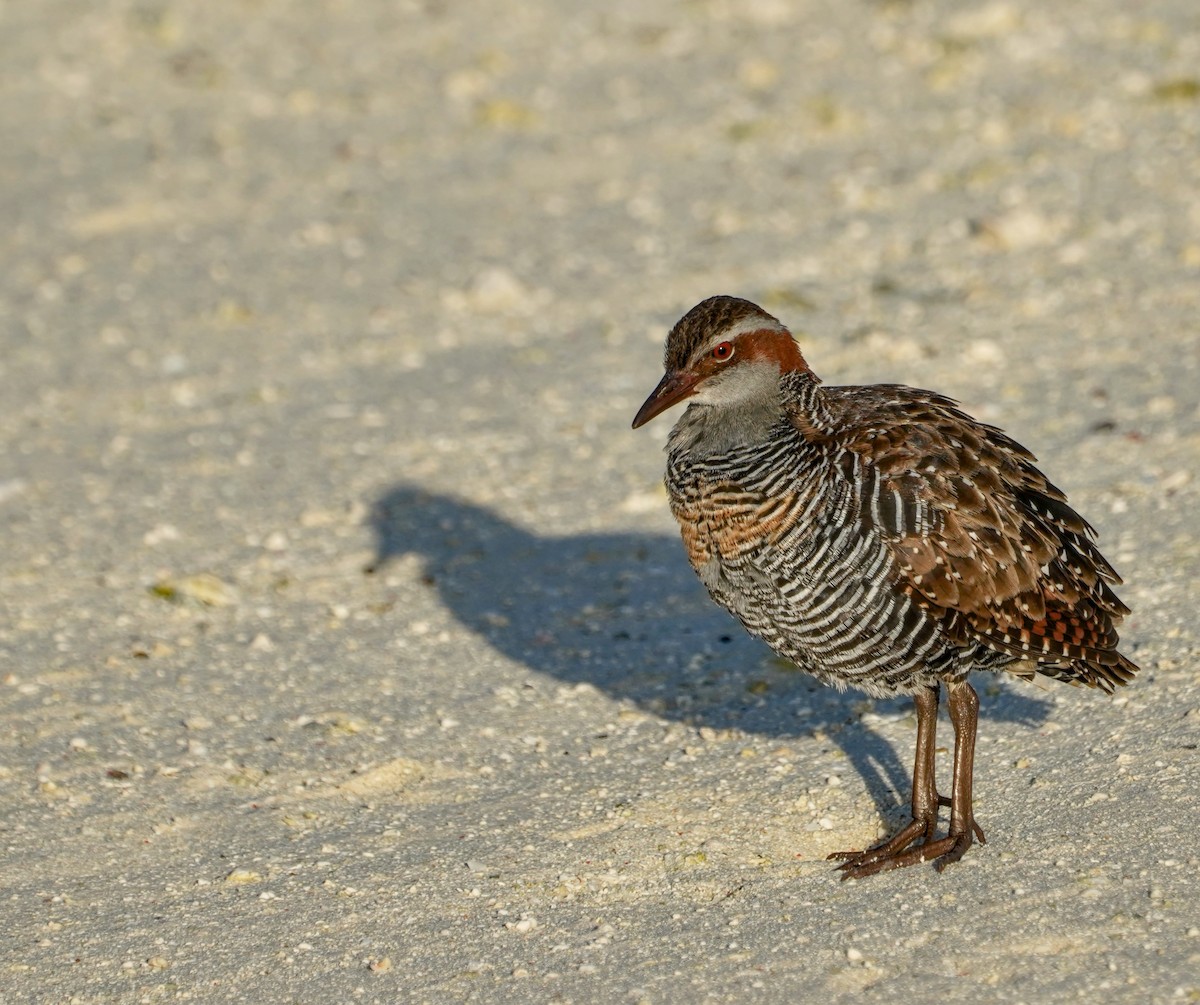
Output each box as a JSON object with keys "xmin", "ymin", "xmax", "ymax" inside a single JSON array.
[{"xmin": 829, "ymin": 683, "xmax": 942, "ymax": 873}]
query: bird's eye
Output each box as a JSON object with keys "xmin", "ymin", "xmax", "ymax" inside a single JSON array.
[{"xmin": 711, "ymin": 341, "xmax": 734, "ymax": 361}]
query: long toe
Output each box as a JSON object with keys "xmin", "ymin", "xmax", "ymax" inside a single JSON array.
[
  {"xmin": 932, "ymin": 833, "xmax": 975, "ymax": 872},
  {"xmin": 838, "ymin": 829, "xmax": 980, "ymax": 880},
  {"xmin": 827, "ymin": 817, "xmax": 930, "ymax": 871},
  {"xmin": 838, "ymin": 833, "xmax": 965, "ymax": 880}
]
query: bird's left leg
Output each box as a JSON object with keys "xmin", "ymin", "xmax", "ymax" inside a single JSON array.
[{"xmin": 932, "ymin": 679, "xmax": 986, "ymax": 870}]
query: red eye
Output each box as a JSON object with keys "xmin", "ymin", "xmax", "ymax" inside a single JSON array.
[{"xmin": 712, "ymin": 341, "xmax": 734, "ymax": 360}]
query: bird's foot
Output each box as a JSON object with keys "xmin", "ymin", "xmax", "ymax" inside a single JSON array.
[{"xmin": 828, "ymin": 814, "xmax": 985, "ymax": 880}]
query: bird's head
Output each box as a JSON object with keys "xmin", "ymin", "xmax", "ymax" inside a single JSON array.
[{"xmin": 631, "ymin": 295, "xmax": 813, "ymax": 429}]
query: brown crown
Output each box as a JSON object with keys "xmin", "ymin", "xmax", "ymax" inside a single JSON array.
[{"xmin": 663, "ymin": 296, "xmax": 782, "ymax": 372}]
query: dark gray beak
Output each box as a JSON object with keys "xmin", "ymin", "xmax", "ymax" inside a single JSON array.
[{"xmin": 632, "ymin": 369, "xmax": 700, "ymax": 429}]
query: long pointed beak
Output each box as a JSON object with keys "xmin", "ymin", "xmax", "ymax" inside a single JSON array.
[{"xmin": 631, "ymin": 369, "xmax": 700, "ymax": 429}]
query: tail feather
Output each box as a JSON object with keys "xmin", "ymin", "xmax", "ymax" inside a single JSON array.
[{"xmin": 1008, "ymin": 651, "xmax": 1139, "ymax": 694}]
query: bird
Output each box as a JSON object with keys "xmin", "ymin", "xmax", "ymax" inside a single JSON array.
[{"xmin": 632, "ymin": 295, "xmax": 1137, "ymax": 879}]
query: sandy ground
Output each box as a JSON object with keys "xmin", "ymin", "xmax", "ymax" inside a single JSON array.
[{"xmin": 2, "ymin": 1, "xmax": 1199, "ymax": 1002}]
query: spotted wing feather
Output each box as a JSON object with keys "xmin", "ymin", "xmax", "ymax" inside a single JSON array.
[{"xmin": 817, "ymin": 385, "xmax": 1137, "ymax": 692}]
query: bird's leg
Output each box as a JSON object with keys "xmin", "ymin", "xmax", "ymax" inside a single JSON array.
[
  {"xmin": 829, "ymin": 681, "xmax": 986, "ymax": 879},
  {"xmin": 935, "ymin": 679, "xmax": 986, "ymax": 870},
  {"xmin": 828, "ymin": 683, "xmax": 940, "ymax": 871},
  {"xmin": 911, "ymin": 682, "xmax": 942, "ymax": 839}
]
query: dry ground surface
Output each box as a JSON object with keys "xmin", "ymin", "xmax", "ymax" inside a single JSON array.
[{"xmin": 2, "ymin": 1, "xmax": 1199, "ymax": 1002}]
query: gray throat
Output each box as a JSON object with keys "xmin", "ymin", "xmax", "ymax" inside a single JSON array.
[{"xmin": 668, "ymin": 393, "xmax": 786, "ymax": 458}]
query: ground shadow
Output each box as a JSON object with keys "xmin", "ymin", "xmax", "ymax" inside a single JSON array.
[{"xmin": 367, "ymin": 484, "xmax": 1051, "ymax": 824}]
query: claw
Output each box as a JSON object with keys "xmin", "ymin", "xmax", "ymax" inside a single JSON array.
[
  {"xmin": 828, "ymin": 817, "xmax": 930, "ymax": 871},
  {"xmin": 838, "ymin": 833, "xmax": 974, "ymax": 880}
]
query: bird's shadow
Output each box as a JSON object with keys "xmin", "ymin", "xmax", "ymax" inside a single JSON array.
[{"xmin": 367, "ymin": 484, "xmax": 1051, "ymax": 825}]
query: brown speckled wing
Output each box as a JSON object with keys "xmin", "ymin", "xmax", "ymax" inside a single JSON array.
[{"xmin": 818, "ymin": 385, "xmax": 1136, "ymax": 690}]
